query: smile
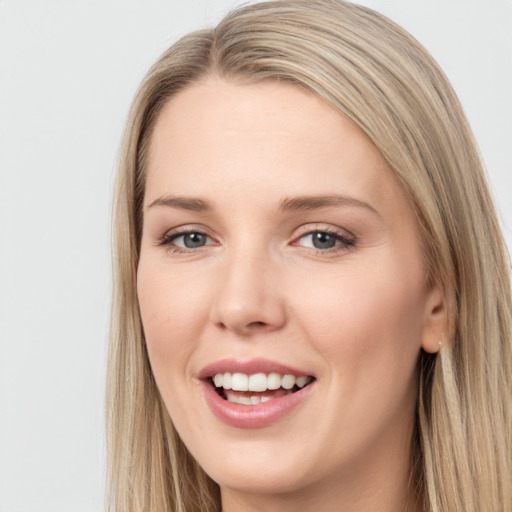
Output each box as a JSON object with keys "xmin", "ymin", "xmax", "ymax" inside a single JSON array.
[
  {"xmin": 212, "ymin": 372, "xmax": 313, "ymax": 405},
  {"xmin": 199, "ymin": 359, "xmax": 316, "ymax": 428}
]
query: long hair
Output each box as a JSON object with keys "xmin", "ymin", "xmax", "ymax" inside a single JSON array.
[{"xmin": 106, "ymin": 1, "xmax": 512, "ymax": 510}]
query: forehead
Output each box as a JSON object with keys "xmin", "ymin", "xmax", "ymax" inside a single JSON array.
[{"xmin": 145, "ymin": 77, "xmax": 407, "ymax": 216}]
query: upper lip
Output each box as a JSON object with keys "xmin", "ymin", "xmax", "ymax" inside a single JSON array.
[{"xmin": 198, "ymin": 358, "xmax": 314, "ymax": 380}]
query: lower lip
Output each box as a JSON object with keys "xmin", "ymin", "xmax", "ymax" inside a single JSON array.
[{"xmin": 200, "ymin": 380, "xmax": 315, "ymax": 429}]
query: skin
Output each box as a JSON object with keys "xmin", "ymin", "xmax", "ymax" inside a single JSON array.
[{"xmin": 137, "ymin": 77, "xmax": 446, "ymax": 512}]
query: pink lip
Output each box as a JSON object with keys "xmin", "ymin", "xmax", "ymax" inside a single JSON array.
[
  {"xmin": 198, "ymin": 358, "xmax": 316, "ymax": 429},
  {"xmin": 200, "ymin": 380, "xmax": 315, "ymax": 429},
  {"xmin": 198, "ymin": 358, "xmax": 314, "ymax": 379}
]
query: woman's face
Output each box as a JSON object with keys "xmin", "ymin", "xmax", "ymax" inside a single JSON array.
[{"xmin": 138, "ymin": 78, "xmax": 444, "ymax": 501}]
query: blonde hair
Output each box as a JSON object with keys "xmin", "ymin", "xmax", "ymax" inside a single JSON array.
[{"xmin": 106, "ymin": 1, "xmax": 512, "ymax": 510}]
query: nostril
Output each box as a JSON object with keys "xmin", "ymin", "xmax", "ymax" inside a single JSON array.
[
  {"xmin": 249, "ymin": 321, "xmax": 267, "ymax": 328},
  {"xmin": 216, "ymin": 319, "xmax": 270, "ymax": 335}
]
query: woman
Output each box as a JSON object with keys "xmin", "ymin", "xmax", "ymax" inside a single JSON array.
[{"xmin": 106, "ymin": 1, "xmax": 512, "ymax": 510}]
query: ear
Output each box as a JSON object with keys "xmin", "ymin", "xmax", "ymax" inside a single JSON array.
[{"xmin": 420, "ymin": 282, "xmax": 450, "ymax": 354}]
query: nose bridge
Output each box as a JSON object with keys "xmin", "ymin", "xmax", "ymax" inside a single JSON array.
[{"xmin": 210, "ymin": 233, "xmax": 286, "ymax": 334}]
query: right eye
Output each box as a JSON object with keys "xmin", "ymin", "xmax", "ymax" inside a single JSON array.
[
  {"xmin": 171, "ymin": 232, "xmax": 209, "ymax": 248},
  {"xmin": 158, "ymin": 230, "xmax": 216, "ymax": 253}
]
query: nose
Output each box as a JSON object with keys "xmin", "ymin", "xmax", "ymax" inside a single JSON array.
[{"xmin": 209, "ymin": 245, "xmax": 287, "ymax": 336}]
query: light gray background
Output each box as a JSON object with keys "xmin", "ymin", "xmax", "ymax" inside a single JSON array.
[{"xmin": 0, "ymin": 1, "xmax": 510, "ymax": 511}]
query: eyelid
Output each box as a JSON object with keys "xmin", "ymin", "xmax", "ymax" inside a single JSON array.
[
  {"xmin": 290, "ymin": 223, "xmax": 356, "ymax": 253},
  {"xmin": 154, "ymin": 223, "xmax": 355, "ymax": 255},
  {"xmin": 292, "ymin": 223, "xmax": 355, "ymax": 241},
  {"xmin": 156, "ymin": 224, "xmax": 218, "ymax": 252}
]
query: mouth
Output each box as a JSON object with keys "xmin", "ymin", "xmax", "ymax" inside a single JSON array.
[
  {"xmin": 199, "ymin": 360, "xmax": 317, "ymax": 428},
  {"xmin": 209, "ymin": 372, "xmax": 315, "ymax": 405}
]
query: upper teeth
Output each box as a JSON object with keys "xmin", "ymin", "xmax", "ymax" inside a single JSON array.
[{"xmin": 212, "ymin": 372, "xmax": 312, "ymax": 392}]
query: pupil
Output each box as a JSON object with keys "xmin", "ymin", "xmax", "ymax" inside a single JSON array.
[
  {"xmin": 184, "ymin": 233, "xmax": 206, "ymax": 248},
  {"xmin": 313, "ymin": 232, "xmax": 336, "ymax": 249}
]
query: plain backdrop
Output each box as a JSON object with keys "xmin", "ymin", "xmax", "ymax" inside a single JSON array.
[{"xmin": 0, "ymin": 1, "xmax": 510, "ymax": 511}]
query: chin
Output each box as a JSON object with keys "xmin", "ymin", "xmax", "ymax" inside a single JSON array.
[{"xmin": 207, "ymin": 457, "xmax": 315, "ymax": 496}]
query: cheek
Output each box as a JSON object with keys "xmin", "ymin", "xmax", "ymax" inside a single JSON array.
[
  {"xmin": 137, "ymin": 261, "xmax": 212, "ymax": 376},
  {"xmin": 291, "ymin": 255, "xmax": 426, "ymax": 376},
  {"xmin": 137, "ymin": 261, "xmax": 217, "ymax": 436},
  {"xmin": 284, "ymin": 258, "xmax": 425, "ymax": 459}
]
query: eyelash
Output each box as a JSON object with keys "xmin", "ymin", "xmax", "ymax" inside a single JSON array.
[
  {"xmin": 293, "ymin": 228, "xmax": 355, "ymax": 255},
  {"xmin": 157, "ymin": 226, "xmax": 356, "ymax": 255},
  {"xmin": 157, "ymin": 228, "xmax": 216, "ymax": 254}
]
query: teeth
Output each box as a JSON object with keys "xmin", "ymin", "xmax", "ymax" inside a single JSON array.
[
  {"xmin": 212, "ymin": 372, "xmax": 312, "ymax": 392},
  {"xmin": 223, "ymin": 372, "xmax": 232, "ymax": 390},
  {"xmin": 213, "ymin": 373, "xmax": 223, "ymax": 387},
  {"xmin": 224, "ymin": 391, "xmax": 263, "ymax": 405},
  {"xmin": 224, "ymin": 390, "xmax": 294, "ymax": 405},
  {"xmin": 281, "ymin": 374, "xmax": 295, "ymax": 390},
  {"xmin": 267, "ymin": 372, "xmax": 281, "ymax": 390},
  {"xmin": 248, "ymin": 373, "xmax": 267, "ymax": 392},
  {"xmin": 296, "ymin": 376, "xmax": 309, "ymax": 388},
  {"xmin": 231, "ymin": 373, "xmax": 249, "ymax": 391},
  {"xmin": 227, "ymin": 394, "xmax": 252, "ymax": 405}
]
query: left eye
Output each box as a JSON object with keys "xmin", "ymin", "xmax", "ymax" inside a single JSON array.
[
  {"xmin": 169, "ymin": 232, "xmax": 211, "ymax": 249},
  {"xmin": 296, "ymin": 231, "xmax": 351, "ymax": 250}
]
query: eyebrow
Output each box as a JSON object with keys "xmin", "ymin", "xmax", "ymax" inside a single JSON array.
[
  {"xmin": 146, "ymin": 195, "xmax": 212, "ymax": 212},
  {"xmin": 279, "ymin": 194, "xmax": 381, "ymax": 217},
  {"xmin": 146, "ymin": 193, "xmax": 380, "ymax": 217}
]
